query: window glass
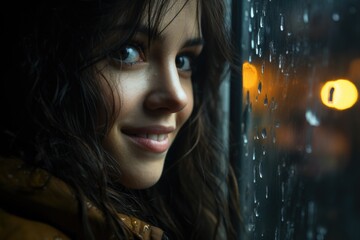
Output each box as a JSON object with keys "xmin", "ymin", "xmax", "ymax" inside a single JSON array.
[{"xmin": 237, "ymin": 0, "xmax": 360, "ymax": 239}]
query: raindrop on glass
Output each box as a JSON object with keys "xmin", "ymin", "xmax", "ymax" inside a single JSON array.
[
  {"xmin": 265, "ymin": 186, "xmax": 269, "ymax": 199},
  {"xmin": 253, "ymin": 166, "xmax": 257, "ymax": 183},
  {"xmin": 281, "ymin": 206, "xmax": 285, "ymax": 222},
  {"xmin": 279, "ymin": 54, "xmax": 285, "ymax": 69},
  {"xmin": 257, "ymin": 29, "xmax": 263, "ymax": 45},
  {"xmin": 258, "ymin": 81, "xmax": 262, "ymax": 94},
  {"xmin": 280, "ymin": 14, "xmax": 284, "ymax": 31},
  {"xmin": 247, "ymin": 223, "xmax": 255, "ymax": 232},
  {"xmin": 271, "ymin": 97, "xmax": 278, "ymax": 110},
  {"xmin": 264, "ymin": 95, "xmax": 268, "ymax": 106},
  {"xmin": 254, "ymin": 202, "xmax": 260, "ymax": 217},
  {"xmin": 306, "ymin": 110, "xmax": 320, "ymax": 126},
  {"xmin": 261, "ymin": 128, "xmax": 267, "ymax": 139},
  {"xmin": 248, "ymin": 21, "xmax": 253, "ymax": 32},
  {"xmin": 260, "ymin": 16, "xmax": 264, "ymax": 28},
  {"xmin": 316, "ymin": 226, "xmax": 328, "ymax": 240},
  {"xmin": 332, "ymin": 13, "xmax": 340, "ymax": 22},
  {"xmin": 277, "ymin": 165, "xmax": 281, "ymax": 176},
  {"xmin": 243, "ymin": 134, "xmax": 248, "ymax": 144},
  {"xmin": 303, "ymin": 10, "xmax": 309, "ymax": 23},
  {"xmin": 259, "ymin": 161, "xmax": 263, "ymax": 178}
]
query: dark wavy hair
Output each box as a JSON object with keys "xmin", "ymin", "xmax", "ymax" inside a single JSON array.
[{"xmin": 1, "ymin": 0, "xmax": 240, "ymax": 239}]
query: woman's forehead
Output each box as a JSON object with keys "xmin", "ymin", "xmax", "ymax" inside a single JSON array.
[{"xmin": 140, "ymin": 0, "xmax": 201, "ymax": 38}]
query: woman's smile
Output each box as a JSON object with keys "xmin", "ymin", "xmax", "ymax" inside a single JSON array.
[{"xmin": 121, "ymin": 125, "xmax": 175, "ymax": 153}]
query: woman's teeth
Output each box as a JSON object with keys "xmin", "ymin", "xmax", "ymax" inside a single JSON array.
[{"xmin": 137, "ymin": 134, "xmax": 167, "ymax": 141}]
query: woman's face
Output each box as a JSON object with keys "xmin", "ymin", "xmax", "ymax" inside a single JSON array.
[{"xmin": 98, "ymin": 0, "xmax": 203, "ymax": 189}]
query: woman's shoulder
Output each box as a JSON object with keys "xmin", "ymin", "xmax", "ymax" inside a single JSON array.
[{"xmin": 0, "ymin": 157, "xmax": 165, "ymax": 240}]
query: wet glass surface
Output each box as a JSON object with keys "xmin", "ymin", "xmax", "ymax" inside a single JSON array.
[{"xmin": 236, "ymin": 0, "xmax": 360, "ymax": 239}]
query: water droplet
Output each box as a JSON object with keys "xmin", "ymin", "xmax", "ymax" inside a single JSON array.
[
  {"xmin": 264, "ymin": 95, "xmax": 268, "ymax": 106},
  {"xmin": 332, "ymin": 13, "xmax": 340, "ymax": 22},
  {"xmin": 260, "ymin": 16, "xmax": 264, "ymax": 27},
  {"xmin": 306, "ymin": 145, "xmax": 312, "ymax": 153},
  {"xmin": 254, "ymin": 202, "xmax": 260, "ymax": 217},
  {"xmin": 251, "ymin": 38, "xmax": 255, "ymax": 49},
  {"xmin": 258, "ymin": 81, "xmax": 262, "ymax": 94},
  {"xmin": 270, "ymin": 97, "xmax": 278, "ymax": 110},
  {"xmin": 247, "ymin": 223, "xmax": 255, "ymax": 232},
  {"xmin": 305, "ymin": 110, "xmax": 320, "ymax": 126},
  {"xmin": 281, "ymin": 206, "xmax": 285, "ymax": 222},
  {"xmin": 257, "ymin": 29, "xmax": 263, "ymax": 45},
  {"xmin": 253, "ymin": 148, "xmax": 256, "ymax": 161},
  {"xmin": 254, "ymin": 131, "xmax": 260, "ymax": 140},
  {"xmin": 277, "ymin": 165, "xmax": 281, "ymax": 176},
  {"xmin": 262, "ymin": 146, "xmax": 266, "ymax": 155},
  {"xmin": 250, "ymin": 6, "xmax": 255, "ymax": 18},
  {"xmin": 243, "ymin": 134, "xmax": 248, "ymax": 144},
  {"xmin": 280, "ymin": 14, "xmax": 284, "ymax": 31},
  {"xmin": 265, "ymin": 186, "xmax": 269, "ymax": 199},
  {"xmin": 316, "ymin": 226, "xmax": 327, "ymax": 240},
  {"xmin": 259, "ymin": 161, "xmax": 263, "ymax": 178},
  {"xmin": 261, "ymin": 128, "xmax": 267, "ymax": 139},
  {"xmin": 281, "ymin": 182, "xmax": 285, "ymax": 202},
  {"xmin": 248, "ymin": 21, "xmax": 253, "ymax": 32},
  {"xmin": 279, "ymin": 54, "xmax": 285, "ymax": 69},
  {"xmin": 303, "ymin": 10, "xmax": 309, "ymax": 23},
  {"xmin": 253, "ymin": 166, "xmax": 257, "ymax": 183}
]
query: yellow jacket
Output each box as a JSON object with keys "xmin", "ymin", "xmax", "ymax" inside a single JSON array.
[{"xmin": 0, "ymin": 158, "xmax": 165, "ymax": 240}]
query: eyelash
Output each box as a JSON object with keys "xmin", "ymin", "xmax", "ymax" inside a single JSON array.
[
  {"xmin": 109, "ymin": 42, "xmax": 145, "ymax": 66},
  {"xmin": 109, "ymin": 42, "xmax": 200, "ymax": 72}
]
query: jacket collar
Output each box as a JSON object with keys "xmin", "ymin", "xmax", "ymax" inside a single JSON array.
[{"xmin": 0, "ymin": 157, "xmax": 164, "ymax": 240}]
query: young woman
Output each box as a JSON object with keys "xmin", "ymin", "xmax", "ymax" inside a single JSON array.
[{"xmin": 1, "ymin": 0, "xmax": 240, "ymax": 239}]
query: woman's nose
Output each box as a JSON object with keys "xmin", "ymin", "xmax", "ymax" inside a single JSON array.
[{"xmin": 144, "ymin": 61, "xmax": 189, "ymax": 113}]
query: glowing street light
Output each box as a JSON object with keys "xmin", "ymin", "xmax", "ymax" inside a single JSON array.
[{"xmin": 321, "ymin": 79, "xmax": 358, "ymax": 110}]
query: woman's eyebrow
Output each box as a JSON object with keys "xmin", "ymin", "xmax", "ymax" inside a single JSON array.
[
  {"xmin": 182, "ymin": 38, "xmax": 204, "ymax": 48},
  {"xmin": 135, "ymin": 24, "xmax": 204, "ymax": 47}
]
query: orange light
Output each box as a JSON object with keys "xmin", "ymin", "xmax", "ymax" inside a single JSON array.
[
  {"xmin": 321, "ymin": 79, "xmax": 358, "ymax": 110},
  {"xmin": 243, "ymin": 62, "xmax": 258, "ymax": 89}
]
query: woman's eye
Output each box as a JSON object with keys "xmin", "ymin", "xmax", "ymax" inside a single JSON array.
[
  {"xmin": 176, "ymin": 55, "xmax": 193, "ymax": 72},
  {"xmin": 112, "ymin": 45, "xmax": 143, "ymax": 65}
]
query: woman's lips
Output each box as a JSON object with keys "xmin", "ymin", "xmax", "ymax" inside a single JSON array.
[{"xmin": 121, "ymin": 126, "xmax": 174, "ymax": 153}]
